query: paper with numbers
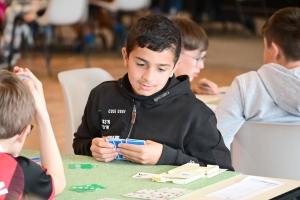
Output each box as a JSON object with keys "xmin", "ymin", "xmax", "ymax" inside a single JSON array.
[{"xmin": 206, "ymin": 176, "xmax": 283, "ymax": 200}]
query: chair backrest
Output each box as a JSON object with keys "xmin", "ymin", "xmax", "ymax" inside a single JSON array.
[
  {"xmin": 89, "ymin": 0, "xmax": 119, "ymax": 12},
  {"xmin": 37, "ymin": 0, "xmax": 88, "ymax": 26},
  {"xmin": 118, "ymin": 0, "xmax": 151, "ymax": 11},
  {"xmin": 231, "ymin": 121, "xmax": 300, "ymax": 180},
  {"xmin": 58, "ymin": 68, "xmax": 114, "ymax": 154},
  {"xmin": 89, "ymin": 0, "xmax": 151, "ymax": 12}
]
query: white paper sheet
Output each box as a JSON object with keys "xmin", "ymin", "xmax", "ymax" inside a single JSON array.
[{"xmin": 206, "ymin": 176, "xmax": 283, "ymax": 200}]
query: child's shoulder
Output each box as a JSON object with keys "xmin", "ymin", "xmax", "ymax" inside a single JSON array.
[
  {"xmin": 233, "ymin": 71, "xmax": 261, "ymax": 88},
  {"xmin": 0, "ymin": 153, "xmax": 24, "ymax": 171},
  {"xmin": 0, "ymin": 153, "xmax": 24, "ymax": 198},
  {"xmin": 15, "ymin": 156, "xmax": 44, "ymax": 173},
  {"xmin": 14, "ymin": 156, "xmax": 54, "ymax": 197},
  {"xmin": 94, "ymin": 79, "xmax": 118, "ymax": 91}
]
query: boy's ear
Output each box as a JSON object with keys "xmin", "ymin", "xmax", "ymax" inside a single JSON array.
[
  {"xmin": 17, "ymin": 124, "xmax": 30, "ymax": 144},
  {"xmin": 271, "ymin": 42, "xmax": 282, "ymax": 61},
  {"xmin": 170, "ymin": 60, "xmax": 181, "ymax": 77},
  {"xmin": 122, "ymin": 48, "xmax": 129, "ymax": 68}
]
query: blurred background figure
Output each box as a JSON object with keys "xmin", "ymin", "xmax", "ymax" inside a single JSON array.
[
  {"xmin": 151, "ymin": 0, "xmax": 182, "ymax": 15},
  {"xmin": 0, "ymin": 0, "xmax": 7, "ymax": 30},
  {"xmin": 71, "ymin": 0, "xmax": 115, "ymax": 53},
  {"xmin": 172, "ymin": 17, "xmax": 219, "ymax": 95},
  {"xmin": 0, "ymin": 0, "xmax": 49, "ymax": 68}
]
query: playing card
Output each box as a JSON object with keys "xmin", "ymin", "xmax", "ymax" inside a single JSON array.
[
  {"xmin": 106, "ymin": 138, "xmax": 123, "ymax": 148},
  {"xmin": 106, "ymin": 138, "xmax": 126, "ymax": 160},
  {"xmin": 126, "ymin": 139, "xmax": 146, "ymax": 145},
  {"xmin": 106, "ymin": 138, "xmax": 145, "ymax": 160}
]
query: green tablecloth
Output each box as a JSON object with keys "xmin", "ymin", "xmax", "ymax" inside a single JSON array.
[{"xmin": 20, "ymin": 150, "xmax": 241, "ymax": 200}]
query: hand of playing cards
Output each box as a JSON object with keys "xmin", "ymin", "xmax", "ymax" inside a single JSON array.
[{"xmin": 106, "ymin": 138, "xmax": 145, "ymax": 160}]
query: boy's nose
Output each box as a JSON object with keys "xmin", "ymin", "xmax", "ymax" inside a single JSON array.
[
  {"xmin": 196, "ymin": 61, "xmax": 204, "ymax": 69},
  {"xmin": 142, "ymin": 68, "xmax": 155, "ymax": 81}
]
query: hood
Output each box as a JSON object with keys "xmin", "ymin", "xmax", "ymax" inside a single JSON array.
[
  {"xmin": 118, "ymin": 74, "xmax": 193, "ymax": 109},
  {"xmin": 257, "ymin": 63, "xmax": 300, "ymax": 116}
]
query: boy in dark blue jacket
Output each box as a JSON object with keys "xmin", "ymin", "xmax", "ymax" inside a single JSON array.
[{"xmin": 73, "ymin": 14, "xmax": 233, "ymax": 171}]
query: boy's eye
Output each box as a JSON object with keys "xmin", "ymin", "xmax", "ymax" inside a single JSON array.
[
  {"xmin": 195, "ymin": 56, "xmax": 206, "ymax": 62},
  {"xmin": 158, "ymin": 68, "xmax": 166, "ymax": 72},
  {"xmin": 137, "ymin": 63, "xmax": 145, "ymax": 67}
]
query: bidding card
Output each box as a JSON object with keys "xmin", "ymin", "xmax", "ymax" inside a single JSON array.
[
  {"xmin": 31, "ymin": 157, "xmax": 41, "ymax": 163},
  {"xmin": 123, "ymin": 191, "xmax": 170, "ymax": 200},
  {"xmin": 157, "ymin": 187, "xmax": 192, "ymax": 195},
  {"xmin": 132, "ymin": 172, "xmax": 157, "ymax": 179},
  {"xmin": 97, "ymin": 199, "xmax": 121, "ymax": 200},
  {"xmin": 123, "ymin": 187, "xmax": 192, "ymax": 199}
]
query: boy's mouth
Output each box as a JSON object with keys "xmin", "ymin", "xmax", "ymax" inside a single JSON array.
[{"xmin": 139, "ymin": 83, "xmax": 153, "ymax": 90}]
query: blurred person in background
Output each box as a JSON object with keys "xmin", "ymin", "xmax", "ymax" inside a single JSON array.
[
  {"xmin": 172, "ymin": 17, "xmax": 219, "ymax": 94},
  {"xmin": 0, "ymin": 0, "xmax": 48, "ymax": 68}
]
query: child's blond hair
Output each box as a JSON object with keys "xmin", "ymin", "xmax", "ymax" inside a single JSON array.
[{"xmin": 0, "ymin": 70, "xmax": 35, "ymax": 139}]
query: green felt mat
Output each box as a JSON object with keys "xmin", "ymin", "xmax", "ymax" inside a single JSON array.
[
  {"xmin": 206, "ymin": 99, "xmax": 221, "ymax": 105},
  {"xmin": 20, "ymin": 150, "xmax": 240, "ymax": 200}
]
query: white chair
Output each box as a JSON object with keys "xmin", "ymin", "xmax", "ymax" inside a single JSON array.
[
  {"xmin": 35, "ymin": 0, "xmax": 89, "ymax": 75},
  {"xmin": 89, "ymin": 0, "xmax": 151, "ymax": 51},
  {"xmin": 58, "ymin": 68, "xmax": 114, "ymax": 154},
  {"xmin": 89, "ymin": 0, "xmax": 151, "ymax": 12},
  {"xmin": 36, "ymin": 0, "xmax": 88, "ymax": 26},
  {"xmin": 231, "ymin": 121, "xmax": 300, "ymax": 180}
]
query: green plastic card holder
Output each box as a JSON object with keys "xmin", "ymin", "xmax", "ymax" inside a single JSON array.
[
  {"xmin": 69, "ymin": 164, "xmax": 97, "ymax": 169},
  {"xmin": 70, "ymin": 184, "xmax": 106, "ymax": 192}
]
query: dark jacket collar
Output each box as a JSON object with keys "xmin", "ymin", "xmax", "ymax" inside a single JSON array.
[{"xmin": 118, "ymin": 74, "xmax": 193, "ymax": 109}]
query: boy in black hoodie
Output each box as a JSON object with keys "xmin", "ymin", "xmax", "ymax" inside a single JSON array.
[{"xmin": 73, "ymin": 14, "xmax": 233, "ymax": 171}]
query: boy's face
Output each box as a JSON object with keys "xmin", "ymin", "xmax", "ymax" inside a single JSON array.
[
  {"xmin": 176, "ymin": 49, "xmax": 206, "ymax": 82},
  {"xmin": 122, "ymin": 46, "xmax": 179, "ymax": 96}
]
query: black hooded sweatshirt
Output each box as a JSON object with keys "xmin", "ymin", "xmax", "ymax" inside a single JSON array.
[{"xmin": 73, "ymin": 74, "xmax": 234, "ymax": 171}]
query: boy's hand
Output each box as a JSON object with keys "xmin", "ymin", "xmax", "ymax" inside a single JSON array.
[
  {"xmin": 193, "ymin": 78, "xmax": 219, "ymax": 95},
  {"xmin": 90, "ymin": 138, "xmax": 118, "ymax": 162},
  {"xmin": 117, "ymin": 140, "xmax": 163, "ymax": 165},
  {"xmin": 13, "ymin": 66, "xmax": 46, "ymax": 112}
]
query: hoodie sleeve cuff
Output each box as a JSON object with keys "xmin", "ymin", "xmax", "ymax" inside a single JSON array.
[{"xmin": 156, "ymin": 144, "xmax": 177, "ymax": 165}]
